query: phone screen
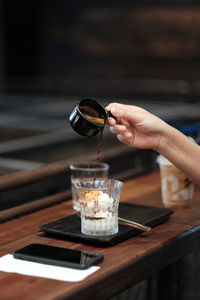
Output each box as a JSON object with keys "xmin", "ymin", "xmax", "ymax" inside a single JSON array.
[{"xmin": 13, "ymin": 243, "xmax": 104, "ymax": 269}]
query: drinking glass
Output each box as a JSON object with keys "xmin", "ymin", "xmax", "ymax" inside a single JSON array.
[
  {"xmin": 74, "ymin": 179, "xmax": 123, "ymax": 236},
  {"xmin": 157, "ymin": 155, "xmax": 194, "ymax": 209},
  {"xmin": 69, "ymin": 162, "xmax": 109, "ymax": 211}
]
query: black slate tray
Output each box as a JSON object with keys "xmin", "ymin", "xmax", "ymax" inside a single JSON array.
[{"xmin": 39, "ymin": 202, "xmax": 173, "ymax": 246}]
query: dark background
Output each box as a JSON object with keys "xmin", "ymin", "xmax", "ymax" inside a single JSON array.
[
  {"xmin": 1, "ymin": 0, "xmax": 200, "ymax": 99},
  {"xmin": 0, "ymin": 0, "xmax": 200, "ymax": 177},
  {"xmin": 0, "ymin": 4, "xmax": 200, "ymax": 299}
]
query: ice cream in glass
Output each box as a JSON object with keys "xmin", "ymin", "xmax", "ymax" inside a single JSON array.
[{"xmin": 74, "ymin": 179, "xmax": 123, "ymax": 236}]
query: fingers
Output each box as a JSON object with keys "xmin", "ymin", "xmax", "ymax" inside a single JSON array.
[
  {"xmin": 106, "ymin": 102, "xmax": 144, "ymax": 124},
  {"xmin": 107, "ymin": 112, "xmax": 121, "ymax": 125},
  {"xmin": 106, "ymin": 103, "xmax": 122, "ymax": 120},
  {"xmin": 107, "ymin": 117, "xmax": 116, "ymax": 126},
  {"xmin": 106, "ymin": 103, "xmax": 131, "ymax": 119},
  {"xmin": 117, "ymin": 133, "xmax": 132, "ymax": 144},
  {"xmin": 109, "ymin": 124, "xmax": 127, "ymax": 134}
]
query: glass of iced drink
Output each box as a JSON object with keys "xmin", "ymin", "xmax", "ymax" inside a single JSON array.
[
  {"xmin": 74, "ymin": 179, "xmax": 123, "ymax": 235},
  {"xmin": 157, "ymin": 155, "xmax": 194, "ymax": 209}
]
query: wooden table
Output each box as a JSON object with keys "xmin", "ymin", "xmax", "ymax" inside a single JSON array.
[{"xmin": 0, "ymin": 172, "xmax": 200, "ymax": 300}]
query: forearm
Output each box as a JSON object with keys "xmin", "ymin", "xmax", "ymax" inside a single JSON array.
[{"xmin": 158, "ymin": 124, "xmax": 200, "ymax": 185}]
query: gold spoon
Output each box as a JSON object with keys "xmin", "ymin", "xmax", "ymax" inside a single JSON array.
[
  {"xmin": 76, "ymin": 212, "xmax": 151, "ymax": 232},
  {"xmin": 118, "ymin": 216, "xmax": 151, "ymax": 232}
]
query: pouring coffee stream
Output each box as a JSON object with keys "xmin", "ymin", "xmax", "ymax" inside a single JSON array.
[
  {"xmin": 69, "ymin": 100, "xmax": 152, "ymax": 232},
  {"xmin": 69, "ymin": 98, "xmax": 114, "ymax": 163}
]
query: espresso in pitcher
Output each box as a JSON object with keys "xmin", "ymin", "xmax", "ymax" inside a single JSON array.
[
  {"xmin": 69, "ymin": 98, "xmax": 112, "ymax": 137},
  {"xmin": 79, "ymin": 105, "xmax": 105, "ymax": 125},
  {"xmin": 69, "ymin": 98, "xmax": 114, "ymax": 166}
]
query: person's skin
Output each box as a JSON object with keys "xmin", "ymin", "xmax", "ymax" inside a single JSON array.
[{"xmin": 106, "ymin": 102, "xmax": 200, "ymax": 185}]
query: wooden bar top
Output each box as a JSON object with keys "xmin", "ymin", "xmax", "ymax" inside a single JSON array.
[{"xmin": 0, "ymin": 172, "xmax": 200, "ymax": 300}]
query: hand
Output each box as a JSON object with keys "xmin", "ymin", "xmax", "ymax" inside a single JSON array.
[
  {"xmin": 106, "ymin": 103, "xmax": 168, "ymax": 151},
  {"xmin": 106, "ymin": 102, "xmax": 200, "ymax": 185}
]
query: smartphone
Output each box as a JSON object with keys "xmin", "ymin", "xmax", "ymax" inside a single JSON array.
[{"xmin": 13, "ymin": 243, "xmax": 104, "ymax": 269}]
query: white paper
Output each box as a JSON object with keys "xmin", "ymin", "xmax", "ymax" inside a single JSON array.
[{"xmin": 0, "ymin": 254, "xmax": 100, "ymax": 282}]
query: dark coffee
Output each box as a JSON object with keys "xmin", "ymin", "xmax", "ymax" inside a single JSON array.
[
  {"xmin": 69, "ymin": 99, "xmax": 114, "ymax": 179},
  {"xmin": 79, "ymin": 105, "xmax": 105, "ymax": 125},
  {"xmin": 92, "ymin": 128, "xmax": 104, "ymax": 185},
  {"xmin": 97, "ymin": 128, "xmax": 103, "ymax": 162}
]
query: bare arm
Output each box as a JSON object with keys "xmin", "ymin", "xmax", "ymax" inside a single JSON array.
[
  {"xmin": 107, "ymin": 102, "xmax": 200, "ymax": 185},
  {"xmin": 159, "ymin": 125, "xmax": 200, "ymax": 185}
]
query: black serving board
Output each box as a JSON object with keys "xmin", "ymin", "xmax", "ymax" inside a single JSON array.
[{"xmin": 39, "ymin": 203, "xmax": 173, "ymax": 246}]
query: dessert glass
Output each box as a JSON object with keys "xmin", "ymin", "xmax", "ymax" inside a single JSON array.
[{"xmin": 74, "ymin": 179, "xmax": 123, "ymax": 236}]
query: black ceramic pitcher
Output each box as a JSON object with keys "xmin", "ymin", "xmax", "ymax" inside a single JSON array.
[{"xmin": 69, "ymin": 98, "xmax": 113, "ymax": 137}]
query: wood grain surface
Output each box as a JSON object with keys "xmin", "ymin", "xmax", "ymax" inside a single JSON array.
[{"xmin": 0, "ymin": 172, "xmax": 199, "ymax": 300}]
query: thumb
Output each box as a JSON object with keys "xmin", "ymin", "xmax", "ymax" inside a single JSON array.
[{"xmin": 107, "ymin": 103, "xmax": 135, "ymax": 120}]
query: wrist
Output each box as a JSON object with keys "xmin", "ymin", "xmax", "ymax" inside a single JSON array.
[
  {"xmin": 157, "ymin": 123, "xmax": 190, "ymax": 162},
  {"xmin": 156, "ymin": 123, "xmax": 177, "ymax": 154}
]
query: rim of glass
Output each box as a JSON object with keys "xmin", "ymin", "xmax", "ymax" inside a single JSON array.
[
  {"xmin": 74, "ymin": 178, "xmax": 123, "ymax": 188},
  {"xmin": 69, "ymin": 161, "xmax": 109, "ymax": 171}
]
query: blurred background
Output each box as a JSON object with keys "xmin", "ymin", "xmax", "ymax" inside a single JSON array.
[
  {"xmin": 0, "ymin": 0, "xmax": 200, "ymax": 176},
  {"xmin": 1, "ymin": 3, "xmax": 200, "ymax": 298}
]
